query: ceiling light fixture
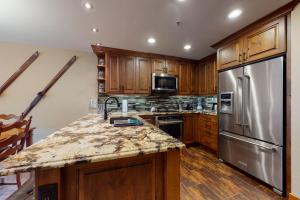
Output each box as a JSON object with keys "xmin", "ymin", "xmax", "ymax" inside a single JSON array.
[
  {"xmin": 83, "ymin": 2, "xmax": 93, "ymax": 10},
  {"xmin": 96, "ymin": 43, "xmax": 101, "ymax": 46},
  {"xmin": 147, "ymin": 37, "xmax": 156, "ymax": 44},
  {"xmin": 184, "ymin": 44, "xmax": 191, "ymax": 50},
  {"xmin": 91, "ymin": 28, "xmax": 99, "ymax": 33},
  {"xmin": 178, "ymin": 0, "xmax": 185, "ymax": 2},
  {"xmin": 228, "ymin": 9, "xmax": 242, "ymax": 19}
]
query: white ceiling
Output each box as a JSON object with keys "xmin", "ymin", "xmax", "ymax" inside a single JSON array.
[{"xmin": 0, "ymin": 0, "xmax": 291, "ymax": 60}]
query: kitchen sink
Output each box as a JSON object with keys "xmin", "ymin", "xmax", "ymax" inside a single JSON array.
[{"xmin": 109, "ymin": 117, "xmax": 143, "ymax": 127}]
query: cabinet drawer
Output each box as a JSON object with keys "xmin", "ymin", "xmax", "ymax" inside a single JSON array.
[{"xmin": 219, "ymin": 132, "xmax": 283, "ymax": 191}]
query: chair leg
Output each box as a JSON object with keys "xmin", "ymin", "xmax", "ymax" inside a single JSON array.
[{"xmin": 16, "ymin": 173, "xmax": 21, "ymax": 188}]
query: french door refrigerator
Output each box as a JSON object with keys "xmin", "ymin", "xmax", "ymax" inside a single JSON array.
[{"xmin": 218, "ymin": 56, "xmax": 284, "ymax": 194}]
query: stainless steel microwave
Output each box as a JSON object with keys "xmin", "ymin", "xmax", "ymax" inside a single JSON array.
[{"xmin": 152, "ymin": 73, "xmax": 178, "ymax": 93}]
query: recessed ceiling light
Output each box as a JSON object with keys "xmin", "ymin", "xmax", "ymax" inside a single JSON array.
[
  {"xmin": 147, "ymin": 37, "xmax": 156, "ymax": 44},
  {"xmin": 178, "ymin": 0, "xmax": 185, "ymax": 2},
  {"xmin": 91, "ymin": 28, "xmax": 99, "ymax": 33},
  {"xmin": 96, "ymin": 43, "xmax": 101, "ymax": 46},
  {"xmin": 83, "ymin": 2, "xmax": 93, "ymax": 10},
  {"xmin": 228, "ymin": 9, "xmax": 242, "ymax": 19},
  {"xmin": 184, "ymin": 44, "xmax": 191, "ymax": 50}
]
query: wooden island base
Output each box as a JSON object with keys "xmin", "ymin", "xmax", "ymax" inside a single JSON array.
[{"xmin": 35, "ymin": 149, "xmax": 180, "ymax": 200}]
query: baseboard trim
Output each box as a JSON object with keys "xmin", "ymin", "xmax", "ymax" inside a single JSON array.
[{"xmin": 289, "ymin": 193, "xmax": 300, "ymax": 200}]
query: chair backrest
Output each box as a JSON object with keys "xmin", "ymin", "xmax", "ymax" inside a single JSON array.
[{"xmin": 0, "ymin": 116, "xmax": 32, "ymax": 162}]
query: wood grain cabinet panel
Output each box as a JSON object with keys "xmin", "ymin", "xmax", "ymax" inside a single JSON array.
[
  {"xmin": 244, "ymin": 17, "xmax": 286, "ymax": 62},
  {"xmin": 183, "ymin": 115, "xmax": 194, "ymax": 144},
  {"xmin": 179, "ymin": 62, "xmax": 190, "ymax": 95},
  {"xmin": 190, "ymin": 63, "xmax": 198, "ymax": 95},
  {"xmin": 216, "ymin": 16, "xmax": 286, "ymax": 71},
  {"xmin": 135, "ymin": 57, "xmax": 151, "ymax": 94},
  {"xmin": 217, "ymin": 39, "xmax": 243, "ymax": 70},
  {"xmin": 121, "ymin": 56, "xmax": 136, "ymax": 94},
  {"xmin": 166, "ymin": 59, "xmax": 179, "ymax": 75},
  {"xmin": 198, "ymin": 63, "xmax": 207, "ymax": 95},
  {"xmin": 107, "ymin": 54, "xmax": 121, "ymax": 93},
  {"xmin": 152, "ymin": 59, "xmax": 166, "ymax": 74},
  {"xmin": 79, "ymin": 161, "xmax": 154, "ymax": 200}
]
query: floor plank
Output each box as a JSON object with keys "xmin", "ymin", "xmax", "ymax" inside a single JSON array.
[{"xmin": 180, "ymin": 146, "xmax": 284, "ymax": 200}]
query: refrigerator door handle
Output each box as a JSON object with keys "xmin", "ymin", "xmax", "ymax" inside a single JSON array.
[
  {"xmin": 234, "ymin": 76, "xmax": 243, "ymax": 126},
  {"xmin": 220, "ymin": 132, "xmax": 277, "ymax": 151},
  {"xmin": 243, "ymin": 74, "xmax": 250, "ymax": 127}
]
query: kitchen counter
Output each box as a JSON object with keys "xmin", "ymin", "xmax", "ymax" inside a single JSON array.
[
  {"xmin": 0, "ymin": 113, "xmax": 184, "ymax": 176},
  {"xmin": 112, "ymin": 110, "xmax": 218, "ymax": 117}
]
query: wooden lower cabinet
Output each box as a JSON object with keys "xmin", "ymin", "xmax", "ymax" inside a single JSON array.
[
  {"xmin": 193, "ymin": 114, "xmax": 218, "ymax": 152},
  {"xmin": 35, "ymin": 150, "xmax": 180, "ymax": 200},
  {"xmin": 183, "ymin": 114, "xmax": 194, "ymax": 144}
]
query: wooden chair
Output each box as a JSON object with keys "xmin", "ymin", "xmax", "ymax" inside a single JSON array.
[{"xmin": 0, "ymin": 115, "xmax": 33, "ymax": 188}]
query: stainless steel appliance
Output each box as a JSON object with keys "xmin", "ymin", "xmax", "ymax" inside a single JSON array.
[
  {"xmin": 155, "ymin": 115, "xmax": 183, "ymax": 139},
  {"xmin": 152, "ymin": 73, "xmax": 178, "ymax": 93},
  {"xmin": 218, "ymin": 56, "xmax": 284, "ymax": 194}
]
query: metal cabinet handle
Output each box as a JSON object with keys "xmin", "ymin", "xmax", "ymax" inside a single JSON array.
[{"xmin": 221, "ymin": 133, "xmax": 277, "ymax": 151}]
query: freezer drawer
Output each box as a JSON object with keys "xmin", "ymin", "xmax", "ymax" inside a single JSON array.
[{"xmin": 219, "ymin": 132, "xmax": 283, "ymax": 192}]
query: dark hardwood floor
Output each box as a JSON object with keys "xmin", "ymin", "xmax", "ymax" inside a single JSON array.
[
  {"xmin": 1, "ymin": 146, "xmax": 284, "ymax": 200},
  {"xmin": 181, "ymin": 146, "xmax": 284, "ymax": 200}
]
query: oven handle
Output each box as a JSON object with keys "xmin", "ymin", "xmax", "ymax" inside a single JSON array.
[{"xmin": 156, "ymin": 120, "xmax": 183, "ymax": 126}]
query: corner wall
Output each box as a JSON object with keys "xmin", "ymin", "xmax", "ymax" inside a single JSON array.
[
  {"xmin": 0, "ymin": 42, "xmax": 97, "ymax": 142},
  {"xmin": 291, "ymin": 4, "xmax": 300, "ymax": 198}
]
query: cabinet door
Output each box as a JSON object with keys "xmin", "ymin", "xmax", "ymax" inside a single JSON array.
[
  {"xmin": 178, "ymin": 62, "xmax": 190, "ymax": 95},
  {"xmin": 135, "ymin": 57, "xmax": 151, "ymax": 94},
  {"xmin": 121, "ymin": 56, "xmax": 136, "ymax": 94},
  {"xmin": 243, "ymin": 17, "xmax": 286, "ymax": 62},
  {"xmin": 152, "ymin": 59, "xmax": 166, "ymax": 74},
  {"xmin": 206, "ymin": 58, "xmax": 217, "ymax": 94},
  {"xmin": 198, "ymin": 64, "xmax": 207, "ymax": 95},
  {"xmin": 183, "ymin": 115, "xmax": 194, "ymax": 144},
  {"xmin": 193, "ymin": 114, "xmax": 201, "ymax": 143},
  {"xmin": 107, "ymin": 54, "xmax": 121, "ymax": 93},
  {"xmin": 217, "ymin": 39, "xmax": 243, "ymax": 70},
  {"xmin": 166, "ymin": 59, "xmax": 179, "ymax": 75},
  {"xmin": 190, "ymin": 63, "xmax": 198, "ymax": 95}
]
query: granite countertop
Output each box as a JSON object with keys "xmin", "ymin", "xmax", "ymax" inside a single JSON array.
[
  {"xmin": 119, "ymin": 110, "xmax": 218, "ymax": 116},
  {"xmin": 0, "ymin": 113, "xmax": 185, "ymax": 176}
]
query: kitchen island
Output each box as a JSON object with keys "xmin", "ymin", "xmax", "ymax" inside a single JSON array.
[{"xmin": 0, "ymin": 114, "xmax": 185, "ymax": 200}]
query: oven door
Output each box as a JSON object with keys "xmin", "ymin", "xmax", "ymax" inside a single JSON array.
[
  {"xmin": 156, "ymin": 120, "xmax": 183, "ymax": 140},
  {"xmin": 152, "ymin": 73, "xmax": 178, "ymax": 92}
]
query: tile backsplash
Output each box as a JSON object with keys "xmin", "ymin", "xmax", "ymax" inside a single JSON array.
[{"xmin": 99, "ymin": 95, "xmax": 217, "ymax": 112}]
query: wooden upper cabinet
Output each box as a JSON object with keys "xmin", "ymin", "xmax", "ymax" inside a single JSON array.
[
  {"xmin": 152, "ymin": 59, "xmax": 166, "ymax": 74},
  {"xmin": 206, "ymin": 58, "xmax": 217, "ymax": 94},
  {"xmin": 189, "ymin": 63, "xmax": 198, "ymax": 95},
  {"xmin": 216, "ymin": 16, "xmax": 286, "ymax": 71},
  {"xmin": 107, "ymin": 54, "xmax": 121, "ymax": 93},
  {"xmin": 178, "ymin": 62, "xmax": 190, "ymax": 95},
  {"xmin": 243, "ymin": 17, "xmax": 286, "ymax": 63},
  {"xmin": 198, "ymin": 63, "xmax": 207, "ymax": 95},
  {"xmin": 135, "ymin": 57, "xmax": 151, "ymax": 94},
  {"xmin": 217, "ymin": 39, "xmax": 243, "ymax": 70},
  {"xmin": 166, "ymin": 59, "xmax": 179, "ymax": 75},
  {"xmin": 121, "ymin": 56, "xmax": 136, "ymax": 94}
]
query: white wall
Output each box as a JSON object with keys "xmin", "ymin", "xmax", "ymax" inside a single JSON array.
[
  {"xmin": 0, "ymin": 42, "xmax": 97, "ymax": 142},
  {"xmin": 291, "ymin": 4, "xmax": 300, "ymax": 198}
]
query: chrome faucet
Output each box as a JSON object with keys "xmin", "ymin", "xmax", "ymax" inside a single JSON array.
[{"xmin": 104, "ymin": 97, "xmax": 120, "ymax": 120}]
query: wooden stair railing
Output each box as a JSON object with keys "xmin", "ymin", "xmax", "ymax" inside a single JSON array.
[
  {"xmin": 0, "ymin": 51, "xmax": 39, "ymax": 96},
  {"xmin": 21, "ymin": 56, "xmax": 77, "ymax": 120}
]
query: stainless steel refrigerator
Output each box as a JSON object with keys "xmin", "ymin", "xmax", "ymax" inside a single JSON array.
[{"xmin": 218, "ymin": 56, "xmax": 284, "ymax": 194}]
